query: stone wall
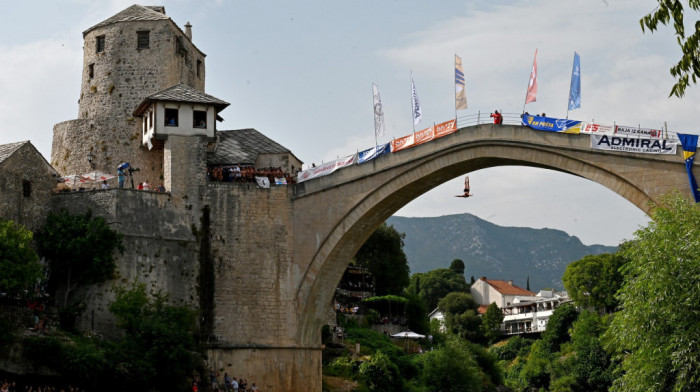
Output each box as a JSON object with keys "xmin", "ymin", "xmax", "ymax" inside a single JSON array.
[
  {"xmin": 0, "ymin": 143, "xmax": 56, "ymax": 231},
  {"xmin": 50, "ymin": 189, "xmax": 200, "ymax": 338}
]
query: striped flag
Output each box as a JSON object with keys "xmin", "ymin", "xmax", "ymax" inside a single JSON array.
[
  {"xmin": 455, "ymin": 54, "xmax": 467, "ymax": 110},
  {"xmin": 525, "ymin": 49, "xmax": 538, "ymax": 105}
]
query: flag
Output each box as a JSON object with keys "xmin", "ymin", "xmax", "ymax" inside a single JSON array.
[
  {"xmin": 372, "ymin": 83, "xmax": 385, "ymax": 139},
  {"xmin": 455, "ymin": 55, "xmax": 467, "ymax": 110},
  {"xmin": 678, "ymin": 133, "xmax": 700, "ymax": 202},
  {"xmin": 411, "ymin": 73, "xmax": 422, "ymax": 125},
  {"xmin": 525, "ymin": 49, "xmax": 538, "ymax": 105},
  {"xmin": 568, "ymin": 52, "xmax": 581, "ymax": 110}
]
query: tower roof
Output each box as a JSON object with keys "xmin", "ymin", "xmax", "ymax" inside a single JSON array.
[
  {"xmin": 83, "ymin": 5, "xmax": 169, "ymax": 36},
  {"xmin": 208, "ymin": 129, "xmax": 298, "ymax": 166},
  {"xmin": 133, "ymin": 83, "xmax": 230, "ymax": 116}
]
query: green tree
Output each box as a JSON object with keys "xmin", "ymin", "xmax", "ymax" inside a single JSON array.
[
  {"xmin": 449, "ymin": 258, "xmax": 465, "ymax": 275},
  {"xmin": 481, "ymin": 302, "xmax": 504, "ymax": 344},
  {"xmin": 421, "ymin": 337, "xmax": 483, "ymax": 392},
  {"xmin": 0, "ymin": 219, "xmax": 42, "ymax": 296},
  {"xmin": 438, "ymin": 292, "xmax": 485, "ymax": 342},
  {"xmin": 406, "ymin": 268, "xmax": 469, "ymax": 310},
  {"xmin": 605, "ymin": 192, "xmax": 700, "ymax": 392},
  {"xmin": 355, "ymin": 223, "xmax": 410, "ymax": 295},
  {"xmin": 641, "ymin": 1, "xmax": 700, "ymax": 97},
  {"xmin": 541, "ymin": 304, "xmax": 578, "ymax": 353},
  {"xmin": 562, "ymin": 253, "xmax": 626, "ymax": 313},
  {"xmin": 35, "ymin": 210, "xmax": 124, "ymax": 307},
  {"xmin": 568, "ymin": 311, "xmax": 613, "ymax": 392},
  {"xmin": 109, "ymin": 283, "xmax": 200, "ymax": 391}
]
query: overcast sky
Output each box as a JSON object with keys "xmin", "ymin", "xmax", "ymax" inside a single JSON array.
[{"xmin": 1, "ymin": 0, "xmax": 698, "ymax": 246}]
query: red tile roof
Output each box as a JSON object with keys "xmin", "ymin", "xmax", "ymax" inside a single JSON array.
[
  {"xmin": 485, "ymin": 279, "xmax": 535, "ymax": 296},
  {"xmin": 477, "ymin": 305, "xmax": 489, "ymax": 315}
]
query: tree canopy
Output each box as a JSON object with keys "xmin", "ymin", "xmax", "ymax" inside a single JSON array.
[
  {"xmin": 641, "ymin": 1, "xmax": 700, "ymax": 97},
  {"xmin": 406, "ymin": 268, "xmax": 470, "ymax": 311},
  {"xmin": 0, "ymin": 219, "xmax": 43, "ymax": 297},
  {"xmin": 354, "ymin": 223, "xmax": 410, "ymax": 296},
  {"xmin": 605, "ymin": 192, "xmax": 700, "ymax": 392},
  {"xmin": 562, "ymin": 252, "xmax": 626, "ymax": 313},
  {"xmin": 449, "ymin": 258, "xmax": 465, "ymax": 275},
  {"xmin": 35, "ymin": 210, "xmax": 124, "ymax": 306}
]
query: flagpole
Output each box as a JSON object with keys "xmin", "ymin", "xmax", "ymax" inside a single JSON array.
[
  {"xmin": 454, "ymin": 54, "xmax": 458, "ymax": 122},
  {"xmin": 411, "ymin": 71, "xmax": 415, "ymax": 134}
]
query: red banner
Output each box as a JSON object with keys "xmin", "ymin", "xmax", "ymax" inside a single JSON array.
[
  {"xmin": 414, "ymin": 125, "xmax": 435, "ymax": 146},
  {"xmin": 391, "ymin": 134, "xmax": 415, "ymax": 152}
]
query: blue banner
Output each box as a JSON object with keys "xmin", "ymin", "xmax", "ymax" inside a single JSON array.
[
  {"xmin": 522, "ymin": 114, "xmax": 582, "ymax": 133},
  {"xmin": 358, "ymin": 143, "xmax": 391, "ymax": 164},
  {"xmin": 678, "ymin": 133, "xmax": 700, "ymax": 202},
  {"xmin": 568, "ymin": 52, "xmax": 581, "ymax": 110}
]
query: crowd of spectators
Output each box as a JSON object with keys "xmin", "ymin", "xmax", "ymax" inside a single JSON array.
[
  {"xmin": 203, "ymin": 371, "xmax": 260, "ymax": 392},
  {"xmin": 0, "ymin": 378, "xmax": 86, "ymax": 392},
  {"xmin": 207, "ymin": 165, "xmax": 296, "ymax": 185},
  {"xmin": 337, "ymin": 279, "xmax": 374, "ymax": 292}
]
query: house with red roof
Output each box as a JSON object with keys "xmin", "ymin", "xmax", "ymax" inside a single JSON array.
[{"xmin": 470, "ymin": 276, "xmax": 536, "ymax": 310}]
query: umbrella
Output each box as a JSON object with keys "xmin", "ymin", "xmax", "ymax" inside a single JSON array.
[
  {"xmin": 83, "ymin": 171, "xmax": 116, "ymax": 181},
  {"xmin": 117, "ymin": 162, "xmax": 130, "ymax": 171},
  {"xmin": 391, "ymin": 331, "xmax": 425, "ymax": 339},
  {"xmin": 59, "ymin": 174, "xmax": 92, "ymax": 188}
]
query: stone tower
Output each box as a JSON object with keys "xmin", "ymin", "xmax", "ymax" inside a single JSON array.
[{"xmin": 51, "ymin": 5, "xmax": 206, "ymax": 185}]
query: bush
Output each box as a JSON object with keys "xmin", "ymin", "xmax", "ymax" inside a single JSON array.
[
  {"xmin": 358, "ymin": 351, "xmax": 403, "ymax": 391},
  {"xmin": 420, "ymin": 337, "xmax": 482, "ymax": 392}
]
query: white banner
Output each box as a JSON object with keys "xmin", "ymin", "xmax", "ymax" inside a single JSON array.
[
  {"xmin": 590, "ymin": 135, "xmax": 677, "ymax": 154},
  {"xmin": 582, "ymin": 123, "xmax": 615, "ymax": 134},
  {"xmin": 297, "ymin": 154, "xmax": 357, "ymax": 183},
  {"xmin": 614, "ymin": 125, "xmax": 663, "ymax": 139}
]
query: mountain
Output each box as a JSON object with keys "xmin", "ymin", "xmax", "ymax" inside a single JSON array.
[{"xmin": 386, "ymin": 213, "xmax": 617, "ymax": 291}]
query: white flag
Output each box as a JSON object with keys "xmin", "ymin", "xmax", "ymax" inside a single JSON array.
[
  {"xmin": 372, "ymin": 83, "xmax": 385, "ymax": 139},
  {"xmin": 411, "ymin": 74, "xmax": 422, "ymax": 125}
]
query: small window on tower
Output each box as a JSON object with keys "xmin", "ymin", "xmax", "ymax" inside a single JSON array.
[
  {"xmin": 137, "ymin": 31, "xmax": 150, "ymax": 49},
  {"xmin": 23, "ymin": 180, "xmax": 31, "ymax": 198},
  {"xmin": 193, "ymin": 110, "xmax": 207, "ymax": 128},
  {"xmin": 88, "ymin": 64, "xmax": 94, "ymax": 79},
  {"xmin": 96, "ymin": 35, "xmax": 105, "ymax": 53},
  {"xmin": 196, "ymin": 59, "xmax": 202, "ymax": 78},
  {"xmin": 164, "ymin": 108, "xmax": 178, "ymax": 127}
]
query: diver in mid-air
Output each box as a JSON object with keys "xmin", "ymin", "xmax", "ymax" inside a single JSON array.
[{"xmin": 455, "ymin": 175, "xmax": 472, "ymax": 198}]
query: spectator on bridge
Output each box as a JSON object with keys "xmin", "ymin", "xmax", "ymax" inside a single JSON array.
[
  {"xmin": 455, "ymin": 175, "xmax": 472, "ymax": 198},
  {"xmin": 490, "ymin": 110, "xmax": 503, "ymax": 124}
]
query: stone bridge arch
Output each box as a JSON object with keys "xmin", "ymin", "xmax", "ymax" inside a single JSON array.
[{"xmin": 291, "ymin": 124, "xmax": 690, "ymax": 347}]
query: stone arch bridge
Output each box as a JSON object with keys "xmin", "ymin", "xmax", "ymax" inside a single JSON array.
[{"xmin": 206, "ymin": 123, "xmax": 692, "ymax": 390}]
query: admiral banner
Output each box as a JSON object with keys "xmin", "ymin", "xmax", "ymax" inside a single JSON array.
[
  {"xmin": 582, "ymin": 123, "xmax": 615, "ymax": 134},
  {"xmin": 590, "ymin": 134, "xmax": 677, "ymax": 154},
  {"xmin": 614, "ymin": 125, "xmax": 663, "ymax": 139},
  {"xmin": 522, "ymin": 114, "xmax": 582, "ymax": 133},
  {"xmin": 297, "ymin": 154, "xmax": 357, "ymax": 183},
  {"xmin": 435, "ymin": 119, "xmax": 457, "ymax": 138}
]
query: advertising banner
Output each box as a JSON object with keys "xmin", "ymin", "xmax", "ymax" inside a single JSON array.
[
  {"xmin": 358, "ymin": 143, "xmax": 391, "ymax": 164},
  {"xmin": 391, "ymin": 133, "xmax": 415, "ymax": 153},
  {"xmin": 582, "ymin": 123, "xmax": 615, "ymax": 134},
  {"xmin": 522, "ymin": 114, "xmax": 582, "ymax": 133},
  {"xmin": 614, "ymin": 125, "xmax": 663, "ymax": 139},
  {"xmin": 590, "ymin": 134, "xmax": 677, "ymax": 154},
  {"xmin": 414, "ymin": 125, "xmax": 435, "ymax": 146},
  {"xmin": 296, "ymin": 154, "xmax": 357, "ymax": 183},
  {"xmin": 435, "ymin": 119, "xmax": 457, "ymax": 138}
]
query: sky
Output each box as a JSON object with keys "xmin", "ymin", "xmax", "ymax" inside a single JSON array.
[{"xmin": 1, "ymin": 0, "xmax": 699, "ymax": 247}]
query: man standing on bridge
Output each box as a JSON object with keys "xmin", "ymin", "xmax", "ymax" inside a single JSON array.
[{"xmin": 491, "ymin": 110, "xmax": 503, "ymax": 124}]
